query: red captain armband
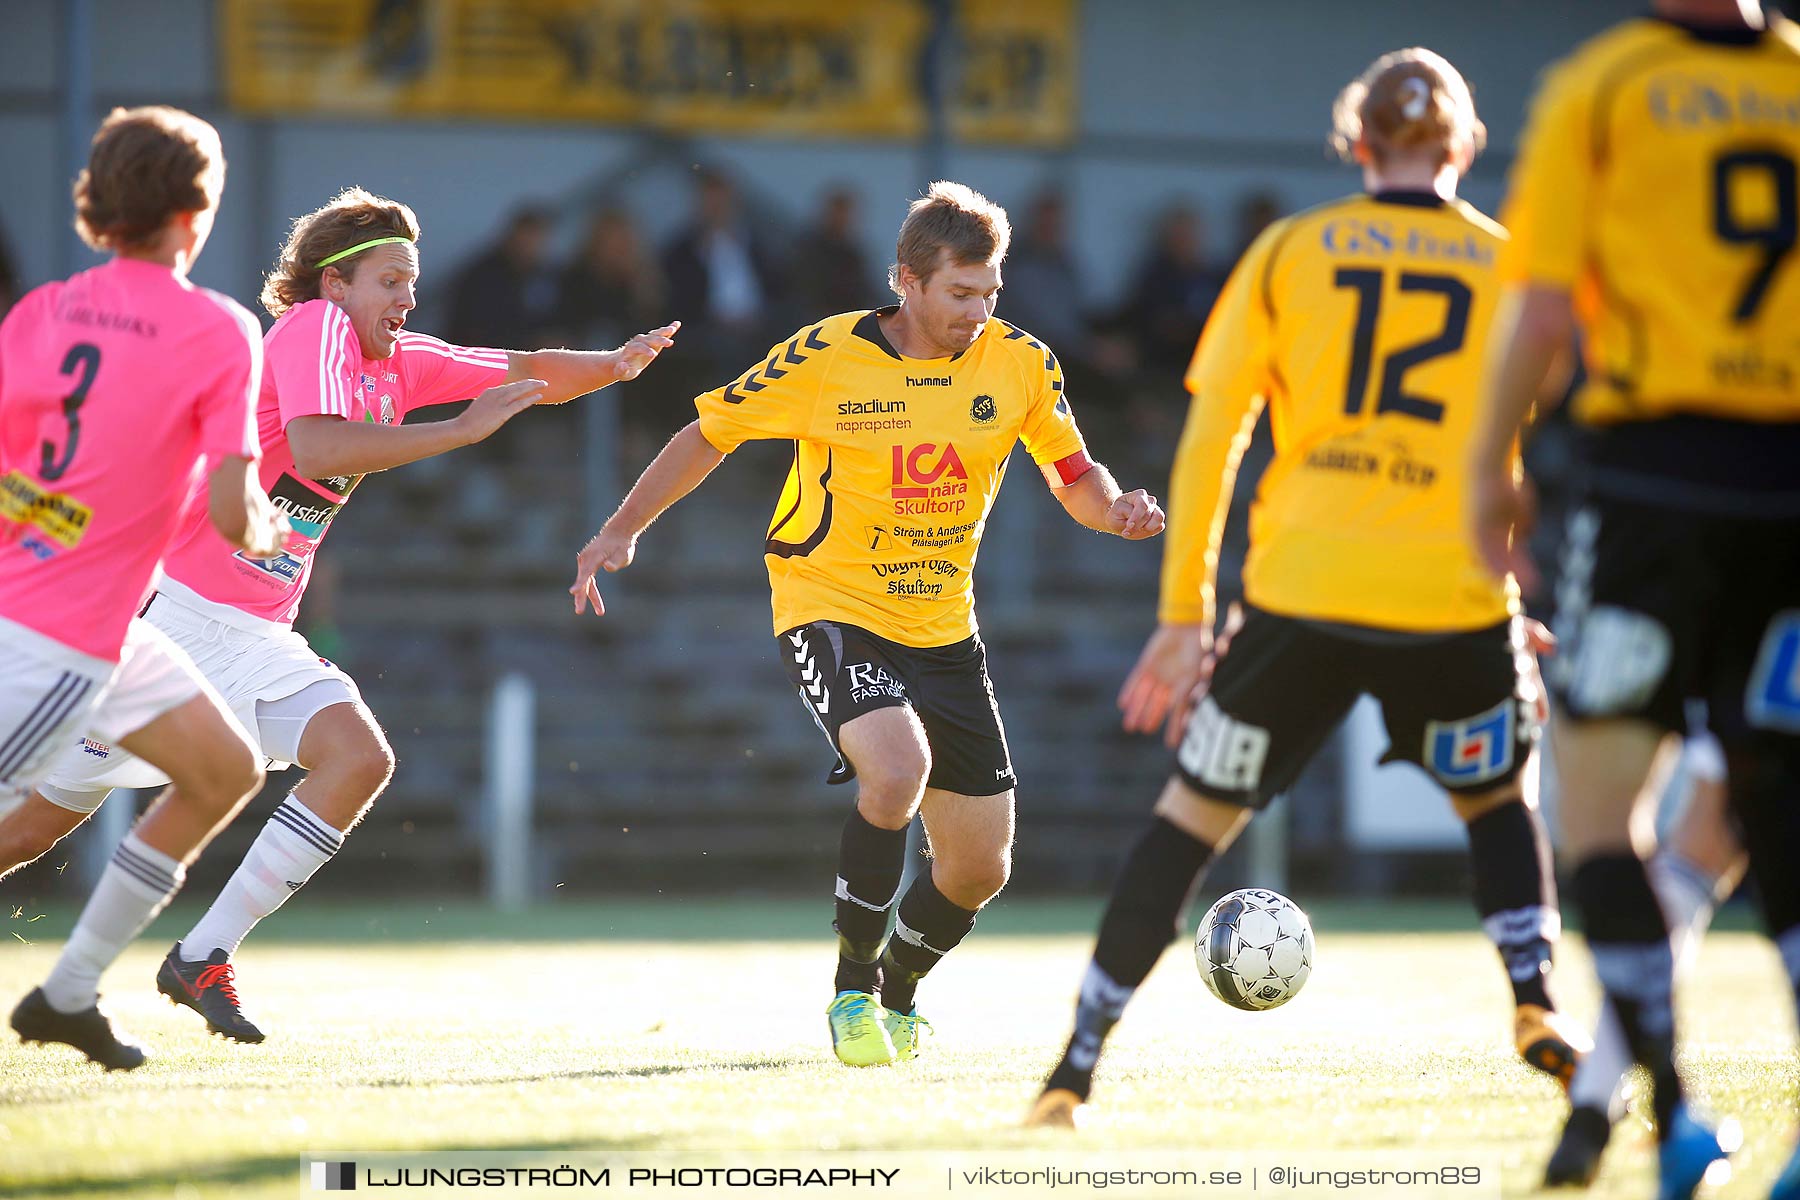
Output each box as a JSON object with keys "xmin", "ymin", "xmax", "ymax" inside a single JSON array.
[{"xmin": 1039, "ymin": 449, "xmax": 1096, "ymax": 488}]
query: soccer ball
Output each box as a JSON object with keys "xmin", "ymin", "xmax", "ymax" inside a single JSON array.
[{"xmin": 1195, "ymin": 888, "xmax": 1313, "ymax": 1011}]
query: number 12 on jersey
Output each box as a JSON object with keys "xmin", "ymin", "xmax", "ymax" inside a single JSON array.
[{"xmin": 1333, "ymin": 269, "xmax": 1471, "ymax": 424}]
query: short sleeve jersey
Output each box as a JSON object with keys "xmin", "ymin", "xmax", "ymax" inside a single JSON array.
[
  {"xmin": 1161, "ymin": 193, "xmax": 1515, "ymax": 635},
  {"xmin": 695, "ymin": 307, "xmax": 1086, "ymax": 648},
  {"xmin": 1502, "ymin": 16, "xmax": 1800, "ymax": 425},
  {"xmin": 0, "ymin": 258, "xmax": 260, "ymax": 660},
  {"xmin": 159, "ymin": 300, "xmax": 510, "ymax": 625}
]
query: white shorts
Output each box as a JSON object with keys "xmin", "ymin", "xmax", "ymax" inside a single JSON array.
[
  {"xmin": 36, "ymin": 589, "xmax": 362, "ymax": 814},
  {"xmin": 0, "ymin": 615, "xmax": 208, "ymax": 809}
]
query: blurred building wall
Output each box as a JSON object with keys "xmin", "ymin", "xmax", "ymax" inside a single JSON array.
[
  {"xmin": 0, "ymin": 0, "xmax": 1647, "ymax": 899},
  {"xmin": 2, "ymin": 0, "xmax": 1639, "ymax": 318}
]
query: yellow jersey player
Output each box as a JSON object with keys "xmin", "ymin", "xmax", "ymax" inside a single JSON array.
[
  {"xmin": 1471, "ymin": 1, "xmax": 1800, "ymax": 1194},
  {"xmin": 1028, "ymin": 48, "xmax": 1585, "ymax": 1128},
  {"xmin": 569, "ymin": 182, "xmax": 1165, "ymax": 1068}
]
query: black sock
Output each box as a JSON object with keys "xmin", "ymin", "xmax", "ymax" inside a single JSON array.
[
  {"xmin": 1573, "ymin": 854, "xmax": 1683, "ymax": 1136},
  {"xmin": 1465, "ymin": 800, "xmax": 1558, "ymax": 1010},
  {"xmin": 878, "ymin": 874, "xmax": 977, "ymax": 1014},
  {"xmin": 1045, "ymin": 817, "xmax": 1215, "ymax": 1100},
  {"xmin": 833, "ymin": 808, "xmax": 907, "ymax": 995}
]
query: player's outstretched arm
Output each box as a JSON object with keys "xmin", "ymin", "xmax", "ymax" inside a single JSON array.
[
  {"xmin": 569, "ymin": 420, "xmax": 727, "ymax": 616},
  {"xmin": 508, "ymin": 322, "xmax": 680, "ymax": 405},
  {"xmin": 1469, "ymin": 285, "xmax": 1574, "ymax": 593},
  {"xmin": 286, "ymin": 377, "xmax": 547, "ymax": 480},
  {"xmin": 1048, "ymin": 461, "xmax": 1165, "ymax": 539},
  {"xmin": 206, "ymin": 455, "xmax": 293, "ymax": 560}
]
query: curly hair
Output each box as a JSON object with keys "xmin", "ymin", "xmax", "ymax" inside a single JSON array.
[{"xmin": 260, "ymin": 186, "xmax": 420, "ymax": 318}]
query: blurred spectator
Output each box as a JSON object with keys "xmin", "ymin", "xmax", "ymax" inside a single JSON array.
[
  {"xmin": 1121, "ymin": 203, "xmax": 1226, "ymax": 374},
  {"xmin": 1232, "ymin": 190, "xmax": 1283, "ymax": 263},
  {"xmin": 554, "ymin": 207, "xmax": 667, "ymax": 346},
  {"xmin": 999, "ymin": 188, "xmax": 1089, "ymax": 353},
  {"xmin": 447, "ymin": 204, "xmax": 559, "ymax": 351},
  {"xmin": 792, "ymin": 185, "xmax": 877, "ymax": 316},
  {"xmin": 661, "ymin": 169, "xmax": 785, "ymax": 366}
]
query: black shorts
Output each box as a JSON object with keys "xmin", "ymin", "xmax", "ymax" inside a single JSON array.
[
  {"xmin": 1548, "ymin": 493, "xmax": 1800, "ymax": 740},
  {"xmin": 1174, "ymin": 606, "xmax": 1536, "ymax": 809},
  {"xmin": 779, "ymin": 621, "xmax": 1016, "ymax": 797}
]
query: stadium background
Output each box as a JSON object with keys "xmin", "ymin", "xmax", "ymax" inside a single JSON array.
[{"xmin": 0, "ymin": 0, "xmax": 1651, "ymax": 902}]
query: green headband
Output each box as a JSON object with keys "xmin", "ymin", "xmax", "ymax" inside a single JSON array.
[{"xmin": 315, "ymin": 236, "xmax": 413, "ymax": 269}]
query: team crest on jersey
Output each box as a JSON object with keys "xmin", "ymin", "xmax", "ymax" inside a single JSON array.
[
  {"xmin": 1424, "ymin": 700, "xmax": 1515, "ymax": 786},
  {"xmin": 358, "ymin": 396, "xmax": 397, "ymax": 426},
  {"xmin": 970, "ymin": 394, "xmax": 997, "ymax": 426}
]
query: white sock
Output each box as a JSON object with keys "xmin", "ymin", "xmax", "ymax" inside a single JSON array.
[
  {"xmin": 179, "ymin": 796, "xmax": 342, "ymax": 961},
  {"xmin": 41, "ymin": 833, "xmax": 185, "ymax": 1013},
  {"xmin": 1648, "ymin": 851, "xmax": 1719, "ymax": 973},
  {"xmin": 1571, "ymin": 1006, "xmax": 1634, "ymax": 1119},
  {"xmin": 1569, "ymin": 850, "xmax": 1721, "ymax": 1115}
]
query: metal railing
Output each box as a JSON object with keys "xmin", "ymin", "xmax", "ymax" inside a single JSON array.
[{"xmin": 482, "ymin": 672, "xmax": 537, "ymax": 912}]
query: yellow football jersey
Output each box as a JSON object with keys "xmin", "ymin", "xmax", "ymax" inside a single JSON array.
[
  {"xmin": 1161, "ymin": 192, "xmax": 1515, "ymax": 634},
  {"xmin": 1503, "ymin": 16, "xmax": 1800, "ymax": 424},
  {"xmin": 696, "ymin": 308, "xmax": 1086, "ymax": 648}
]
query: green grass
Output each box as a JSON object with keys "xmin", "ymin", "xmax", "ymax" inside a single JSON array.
[{"xmin": 0, "ymin": 899, "xmax": 1793, "ymax": 1199}]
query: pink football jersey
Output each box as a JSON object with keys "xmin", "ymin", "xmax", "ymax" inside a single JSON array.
[
  {"xmin": 158, "ymin": 299, "xmax": 510, "ymax": 625},
  {"xmin": 0, "ymin": 258, "xmax": 261, "ymax": 660}
]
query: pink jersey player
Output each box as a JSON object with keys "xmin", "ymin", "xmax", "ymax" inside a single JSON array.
[
  {"xmin": 5, "ymin": 105, "xmax": 288, "ymax": 1072},
  {"xmin": 157, "ymin": 299, "xmax": 508, "ymax": 626},
  {"xmin": 0, "ymin": 257, "xmax": 260, "ymax": 658},
  {"xmin": 5, "ymin": 183, "xmax": 676, "ymax": 1052}
]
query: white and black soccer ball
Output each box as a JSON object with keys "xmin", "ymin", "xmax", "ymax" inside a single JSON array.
[{"xmin": 1195, "ymin": 888, "xmax": 1313, "ymax": 1011}]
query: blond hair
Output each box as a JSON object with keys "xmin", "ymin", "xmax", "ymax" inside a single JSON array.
[
  {"xmin": 73, "ymin": 106, "xmax": 224, "ymax": 253},
  {"xmin": 888, "ymin": 181, "xmax": 1012, "ymax": 296},
  {"xmin": 260, "ymin": 186, "xmax": 420, "ymax": 318},
  {"xmin": 1330, "ymin": 48, "xmax": 1486, "ymax": 167}
]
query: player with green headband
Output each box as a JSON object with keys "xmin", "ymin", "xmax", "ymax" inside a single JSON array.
[
  {"xmin": 314, "ymin": 234, "xmax": 414, "ymax": 268},
  {"xmin": 0, "ymin": 186, "xmax": 679, "ymax": 1047}
]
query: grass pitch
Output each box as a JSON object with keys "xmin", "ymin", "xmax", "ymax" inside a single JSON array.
[{"xmin": 0, "ymin": 898, "xmax": 1793, "ymax": 1199}]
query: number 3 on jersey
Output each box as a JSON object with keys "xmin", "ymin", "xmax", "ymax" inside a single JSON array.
[
  {"xmin": 1333, "ymin": 269, "xmax": 1471, "ymax": 424},
  {"xmin": 41, "ymin": 343, "xmax": 100, "ymax": 482}
]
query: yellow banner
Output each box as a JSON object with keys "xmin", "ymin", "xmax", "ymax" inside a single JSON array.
[
  {"xmin": 220, "ymin": 0, "xmax": 1075, "ymax": 145},
  {"xmin": 1, "ymin": 470, "xmax": 93, "ymax": 550}
]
